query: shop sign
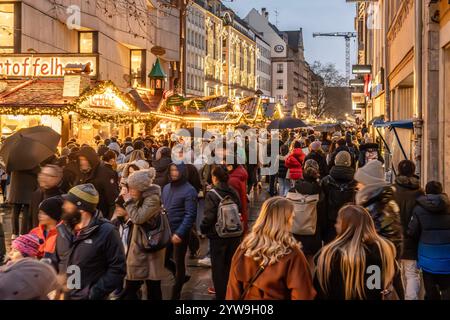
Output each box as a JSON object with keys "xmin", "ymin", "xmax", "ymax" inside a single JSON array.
[
  {"xmin": 89, "ymin": 93, "xmax": 117, "ymax": 109},
  {"xmin": 352, "ymin": 93, "xmax": 365, "ymax": 110},
  {"xmin": 370, "ymin": 68, "xmax": 384, "ymax": 98},
  {"xmin": 274, "ymin": 45, "xmax": 284, "ymax": 53},
  {"xmin": 0, "ymin": 54, "xmax": 98, "ymax": 78}
]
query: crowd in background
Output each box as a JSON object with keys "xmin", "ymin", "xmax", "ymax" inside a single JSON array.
[{"xmin": 0, "ymin": 123, "xmax": 449, "ymax": 300}]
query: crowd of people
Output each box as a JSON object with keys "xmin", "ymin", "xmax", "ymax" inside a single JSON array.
[{"xmin": 0, "ymin": 124, "xmax": 449, "ymax": 300}]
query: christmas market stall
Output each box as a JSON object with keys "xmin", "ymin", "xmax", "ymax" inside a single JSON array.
[{"xmin": 0, "ymin": 78, "xmax": 152, "ymax": 145}]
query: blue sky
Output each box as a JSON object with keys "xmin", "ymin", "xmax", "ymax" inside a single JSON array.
[{"xmin": 226, "ymin": 0, "xmax": 357, "ymax": 75}]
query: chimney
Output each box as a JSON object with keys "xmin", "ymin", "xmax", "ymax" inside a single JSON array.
[{"xmin": 261, "ymin": 8, "xmax": 269, "ymax": 20}]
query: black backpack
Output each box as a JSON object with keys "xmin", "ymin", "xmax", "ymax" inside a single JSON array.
[{"xmin": 325, "ymin": 177, "xmax": 356, "ymax": 221}]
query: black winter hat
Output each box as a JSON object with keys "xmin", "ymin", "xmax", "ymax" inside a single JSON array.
[{"xmin": 39, "ymin": 196, "xmax": 64, "ymax": 222}]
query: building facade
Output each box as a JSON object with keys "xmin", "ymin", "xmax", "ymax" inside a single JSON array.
[
  {"xmin": 244, "ymin": 8, "xmax": 308, "ymax": 113},
  {"xmin": 255, "ymin": 34, "xmax": 272, "ymax": 98},
  {"xmin": 185, "ymin": 2, "xmax": 206, "ymax": 97},
  {"xmin": 0, "ymin": 0, "xmax": 179, "ymax": 142},
  {"xmin": 355, "ymin": 0, "xmax": 450, "ymax": 191}
]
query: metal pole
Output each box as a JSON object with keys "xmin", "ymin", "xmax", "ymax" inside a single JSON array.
[
  {"xmin": 392, "ymin": 127, "xmax": 408, "ymax": 160},
  {"xmin": 414, "ymin": 0, "xmax": 423, "ymax": 181}
]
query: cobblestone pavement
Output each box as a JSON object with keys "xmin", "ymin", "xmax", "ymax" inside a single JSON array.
[{"xmin": 0, "ymin": 186, "xmax": 271, "ymax": 300}]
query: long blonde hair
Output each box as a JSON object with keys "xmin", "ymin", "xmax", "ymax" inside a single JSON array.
[
  {"xmin": 241, "ymin": 197, "xmax": 300, "ymax": 266},
  {"xmin": 316, "ymin": 205, "xmax": 396, "ymax": 300},
  {"xmin": 129, "ymin": 150, "xmax": 146, "ymax": 162}
]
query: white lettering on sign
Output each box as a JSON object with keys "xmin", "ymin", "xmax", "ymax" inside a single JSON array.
[
  {"xmin": 89, "ymin": 93, "xmax": 116, "ymax": 109},
  {"xmin": 0, "ymin": 56, "xmax": 97, "ymax": 77}
]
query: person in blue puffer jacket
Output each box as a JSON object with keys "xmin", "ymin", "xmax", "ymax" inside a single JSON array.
[
  {"xmin": 408, "ymin": 181, "xmax": 450, "ymax": 300},
  {"xmin": 162, "ymin": 162, "xmax": 198, "ymax": 300}
]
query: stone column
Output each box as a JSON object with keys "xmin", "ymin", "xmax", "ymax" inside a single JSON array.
[{"xmin": 422, "ymin": 1, "xmax": 440, "ymax": 184}]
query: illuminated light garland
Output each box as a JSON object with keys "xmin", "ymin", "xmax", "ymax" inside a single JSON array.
[{"xmin": 0, "ymin": 81, "xmax": 155, "ymax": 124}]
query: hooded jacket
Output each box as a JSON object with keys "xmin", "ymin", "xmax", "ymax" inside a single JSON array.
[
  {"xmin": 285, "ymin": 148, "xmax": 305, "ymax": 180},
  {"xmin": 357, "ymin": 185, "xmax": 403, "ymax": 254},
  {"xmin": 321, "ymin": 166, "xmax": 357, "ymax": 242},
  {"xmin": 124, "ymin": 184, "xmax": 167, "ymax": 281},
  {"xmin": 200, "ymin": 182, "xmax": 241, "ymax": 239},
  {"xmin": 29, "ymin": 224, "xmax": 59, "ymax": 259},
  {"xmin": 305, "ymin": 150, "xmax": 328, "ymax": 178},
  {"xmin": 152, "ymin": 147, "xmax": 172, "ymax": 188},
  {"xmin": 75, "ymin": 146, "xmax": 119, "ymax": 219},
  {"xmin": 228, "ymin": 165, "xmax": 249, "ymax": 230},
  {"xmin": 161, "ymin": 163, "xmax": 198, "ymax": 239},
  {"xmin": 277, "ymin": 154, "xmax": 288, "ymax": 179},
  {"xmin": 408, "ymin": 194, "xmax": 450, "ymax": 274},
  {"xmin": 393, "ymin": 176, "xmax": 424, "ymax": 260},
  {"xmin": 54, "ymin": 212, "xmax": 126, "ymax": 300}
]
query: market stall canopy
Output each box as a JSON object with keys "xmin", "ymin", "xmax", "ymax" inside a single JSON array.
[
  {"xmin": 166, "ymin": 94, "xmax": 185, "ymax": 107},
  {"xmin": 368, "ymin": 115, "xmax": 385, "ymax": 126},
  {"xmin": 267, "ymin": 117, "xmax": 308, "ymax": 130},
  {"xmin": 373, "ymin": 119, "xmax": 414, "ymax": 130},
  {"xmin": 0, "ymin": 126, "xmax": 60, "ymax": 172}
]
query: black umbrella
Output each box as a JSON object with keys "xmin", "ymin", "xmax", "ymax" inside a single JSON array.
[
  {"xmin": 267, "ymin": 117, "xmax": 308, "ymax": 130},
  {"xmin": 0, "ymin": 126, "xmax": 61, "ymax": 172}
]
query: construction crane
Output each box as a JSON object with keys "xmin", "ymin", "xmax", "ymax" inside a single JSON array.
[{"xmin": 312, "ymin": 32, "xmax": 357, "ymax": 83}]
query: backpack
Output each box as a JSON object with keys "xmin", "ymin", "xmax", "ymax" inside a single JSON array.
[
  {"xmin": 210, "ymin": 189, "xmax": 243, "ymax": 238},
  {"xmin": 286, "ymin": 191, "xmax": 319, "ymax": 235},
  {"xmin": 325, "ymin": 177, "xmax": 356, "ymax": 221}
]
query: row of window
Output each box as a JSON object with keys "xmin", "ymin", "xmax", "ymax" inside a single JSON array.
[
  {"xmin": 257, "ymin": 59, "xmax": 271, "ymax": 75},
  {"xmin": 187, "ymin": 74, "xmax": 204, "ymax": 92},
  {"xmin": 187, "ymin": 29, "xmax": 205, "ymax": 50},
  {"xmin": 257, "ymin": 44, "xmax": 271, "ymax": 60},
  {"xmin": 257, "ymin": 77, "xmax": 271, "ymax": 92},
  {"xmin": 188, "ymin": 9, "xmax": 205, "ymax": 29},
  {"xmin": 188, "ymin": 52, "xmax": 204, "ymax": 70}
]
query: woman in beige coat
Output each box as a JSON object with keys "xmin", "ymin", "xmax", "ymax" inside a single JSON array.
[{"xmin": 120, "ymin": 168, "xmax": 167, "ymax": 300}]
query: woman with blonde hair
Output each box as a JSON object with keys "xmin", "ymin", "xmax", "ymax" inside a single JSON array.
[
  {"xmin": 226, "ymin": 197, "xmax": 316, "ymax": 300},
  {"xmin": 314, "ymin": 204, "xmax": 397, "ymax": 300}
]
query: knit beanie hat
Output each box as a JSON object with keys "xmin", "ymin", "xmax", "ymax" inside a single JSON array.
[
  {"xmin": 11, "ymin": 234, "xmax": 43, "ymax": 258},
  {"xmin": 38, "ymin": 196, "xmax": 64, "ymax": 222},
  {"xmin": 108, "ymin": 142, "xmax": 121, "ymax": 156},
  {"xmin": 335, "ymin": 151, "xmax": 352, "ymax": 167},
  {"xmin": 303, "ymin": 159, "xmax": 319, "ymax": 178},
  {"xmin": 127, "ymin": 168, "xmax": 156, "ymax": 192},
  {"xmin": 0, "ymin": 258, "xmax": 59, "ymax": 300},
  {"xmin": 310, "ymin": 141, "xmax": 322, "ymax": 151},
  {"xmin": 63, "ymin": 183, "xmax": 99, "ymax": 213},
  {"xmin": 354, "ymin": 160, "xmax": 385, "ymax": 185},
  {"xmin": 133, "ymin": 159, "xmax": 150, "ymax": 170}
]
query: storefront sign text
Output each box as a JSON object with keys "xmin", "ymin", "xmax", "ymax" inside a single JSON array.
[{"xmin": 0, "ymin": 55, "xmax": 98, "ymax": 78}]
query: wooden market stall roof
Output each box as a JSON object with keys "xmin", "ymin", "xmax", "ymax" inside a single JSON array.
[{"xmin": 0, "ymin": 79, "xmax": 152, "ymax": 123}]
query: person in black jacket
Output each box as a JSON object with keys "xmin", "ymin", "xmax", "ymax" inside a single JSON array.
[
  {"xmin": 30, "ymin": 164, "xmax": 66, "ymax": 229},
  {"xmin": 408, "ymin": 181, "xmax": 450, "ymax": 300},
  {"xmin": 200, "ymin": 166, "xmax": 241, "ymax": 300},
  {"xmin": 277, "ymin": 144, "xmax": 290, "ymax": 196},
  {"xmin": 55, "ymin": 184, "xmax": 126, "ymax": 300},
  {"xmin": 321, "ymin": 151, "xmax": 357, "ymax": 243},
  {"xmin": 305, "ymin": 141, "xmax": 328, "ymax": 178},
  {"xmin": 328, "ymin": 139, "xmax": 356, "ymax": 170},
  {"xmin": 393, "ymin": 160, "xmax": 424, "ymax": 300},
  {"xmin": 153, "ymin": 147, "xmax": 172, "ymax": 188},
  {"xmin": 74, "ymin": 146, "xmax": 119, "ymax": 219}
]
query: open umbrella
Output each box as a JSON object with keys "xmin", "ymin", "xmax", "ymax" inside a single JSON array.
[
  {"xmin": 267, "ymin": 117, "xmax": 308, "ymax": 130},
  {"xmin": 0, "ymin": 126, "xmax": 61, "ymax": 172}
]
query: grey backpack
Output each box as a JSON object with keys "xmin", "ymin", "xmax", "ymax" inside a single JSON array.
[{"xmin": 210, "ymin": 189, "xmax": 243, "ymax": 238}]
